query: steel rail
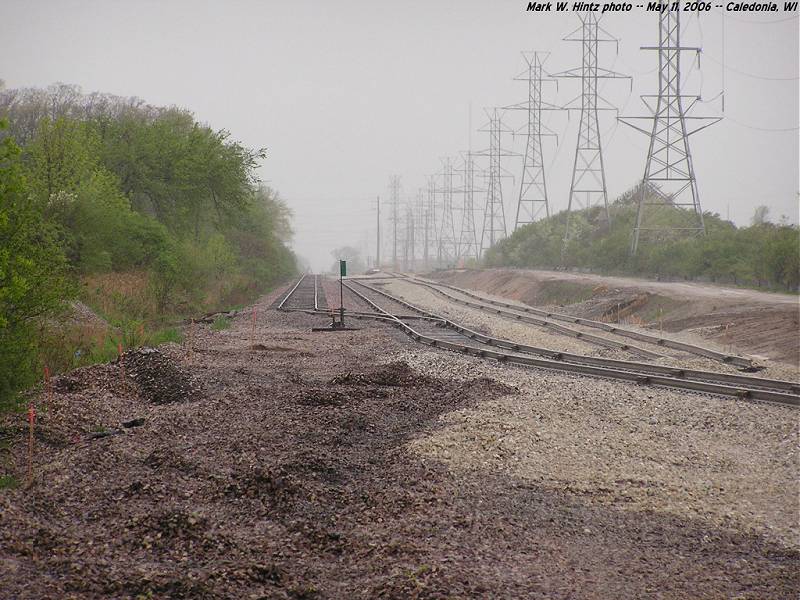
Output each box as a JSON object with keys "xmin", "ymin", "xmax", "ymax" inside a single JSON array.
[
  {"xmin": 354, "ymin": 280, "xmax": 665, "ymax": 360},
  {"xmin": 351, "ymin": 281, "xmax": 799, "ymax": 395},
  {"xmin": 345, "ymin": 281, "xmax": 799, "ymax": 407},
  {"xmin": 278, "ymin": 276, "xmax": 437, "ymax": 323},
  {"xmin": 408, "ymin": 275, "xmax": 756, "ymax": 369},
  {"xmin": 277, "ymin": 273, "xmax": 309, "ymax": 310}
]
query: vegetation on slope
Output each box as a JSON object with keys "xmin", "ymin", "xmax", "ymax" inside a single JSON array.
[
  {"xmin": 0, "ymin": 84, "xmax": 297, "ymax": 410},
  {"xmin": 485, "ymin": 185, "xmax": 799, "ymax": 292}
]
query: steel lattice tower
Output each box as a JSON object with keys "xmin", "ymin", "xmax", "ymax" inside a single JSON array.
[
  {"xmin": 424, "ymin": 175, "xmax": 438, "ymax": 269},
  {"xmin": 477, "ymin": 109, "xmax": 515, "ymax": 256},
  {"xmin": 506, "ymin": 51, "xmax": 559, "ymax": 230},
  {"xmin": 552, "ymin": 14, "xmax": 628, "ymax": 249},
  {"xmin": 406, "ymin": 204, "xmax": 415, "ymax": 272},
  {"xmin": 619, "ymin": 11, "xmax": 719, "ymax": 255},
  {"xmin": 388, "ymin": 175, "xmax": 401, "ymax": 269},
  {"xmin": 414, "ymin": 188, "xmax": 425, "ymax": 271},
  {"xmin": 456, "ymin": 151, "xmax": 481, "ymax": 261},
  {"xmin": 437, "ymin": 157, "xmax": 459, "ymax": 263}
]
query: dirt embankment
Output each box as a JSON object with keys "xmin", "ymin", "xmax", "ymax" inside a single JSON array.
[{"xmin": 430, "ymin": 268, "xmax": 800, "ymax": 366}]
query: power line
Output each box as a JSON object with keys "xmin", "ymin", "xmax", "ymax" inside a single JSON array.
[
  {"xmin": 721, "ymin": 12, "xmax": 799, "ymax": 25},
  {"xmin": 724, "ymin": 115, "xmax": 800, "ymax": 132},
  {"xmin": 702, "ymin": 53, "xmax": 799, "ymax": 82}
]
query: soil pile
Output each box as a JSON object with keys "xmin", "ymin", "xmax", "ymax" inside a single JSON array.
[
  {"xmin": 329, "ymin": 360, "xmax": 434, "ymax": 387},
  {"xmin": 122, "ymin": 347, "xmax": 199, "ymax": 404}
]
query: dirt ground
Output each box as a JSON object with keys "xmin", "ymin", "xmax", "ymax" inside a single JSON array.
[
  {"xmin": 1, "ymin": 283, "xmax": 798, "ymax": 599},
  {"xmin": 430, "ymin": 268, "xmax": 800, "ymax": 366}
]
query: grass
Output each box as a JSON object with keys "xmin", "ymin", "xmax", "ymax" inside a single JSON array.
[
  {"xmin": 10, "ymin": 268, "xmax": 281, "ymax": 412},
  {"xmin": 211, "ymin": 316, "xmax": 232, "ymax": 331},
  {"xmin": 36, "ymin": 317, "xmax": 184, "ymax": 379},
  {"xmin": 536, "ymin": 281, "xmax": 597, "ymax": 306},
  {"xmin": 0, "ymin": 475, "xmax": 17, "ymax": 490},
  {"xmin": 635, "ymin": 294, "xmax": 683, "ymax": 323}
]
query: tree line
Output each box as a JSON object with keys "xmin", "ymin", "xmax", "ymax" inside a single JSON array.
[
  {"xmin": 485, "ymin": 184, "xmax": 799, "ymax": 292},
  {"xmin": 0, "ymin": 83, "xmax": 297, "ymax": 409}
]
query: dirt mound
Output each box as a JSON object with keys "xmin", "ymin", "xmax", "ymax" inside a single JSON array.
[
  {"xmin": 122, "ymin": 347, "xmax": 198, "ymax": 404},
  {"xmin": 433, "ymin": 268, "xmax": 800, "ymax": 367},
  {"xmin": 295, "ymin": 387, "xmax": 363, "ymax": 406},
  {"xmin": 329, "ymin": 360, "xmax": 433, "ymax": 387}
]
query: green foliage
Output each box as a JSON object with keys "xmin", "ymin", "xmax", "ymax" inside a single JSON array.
[
  {"xmin": 0, "ymin": 120, "xmax": 73, "ymax": 409},
  {"xmin": 0, "ymin": 85, "xmax": 299, "ymax": 410},
  {"xmin": 330, "ymin": 245, "xmax": 366, "ymax": 275},
  {"xmin": 487, "ymin": 188, "xmax": 799, "ymax": 292},
  {"xmin": 211, "ymin": 316, "xmax": 232, "ymax": 331},
  {"xmin": 0, "ymin": 475, "xmax": 17, "ymax": 490}
]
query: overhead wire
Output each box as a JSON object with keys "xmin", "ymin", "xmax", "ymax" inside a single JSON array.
[
  {"xmin": 702, "ymin": 53, "xmax": 799, "ymax": 81},
  {"xmin": 721, "ymin": 12, "xmax": 799, "ymax": 25},
  {"xmin": 696, "ymin": 10, "xmax": 799, "ymax": 131}
]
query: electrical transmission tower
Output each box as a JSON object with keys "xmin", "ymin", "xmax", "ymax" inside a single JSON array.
[
  {"xmin": 436, "ymin": 157, "xmax": 459, "ymax": 264},
  {"xmin": 505, "ymin": 51, "xmax": 559, "ymax": 230},
  {"xmin": 552, "ymin": 14, "xmax": 628, "ymax": 250},
  {"xmin": 388, "ymin": 176, "xmax": 401, "ymax": 269},
  {"xmin": 476, "ymin": 109, "xmax": 516, "ymax": 257},
  {"xmin": 455, "ymin": 151, "xmax": 481, "ymax": 261},
  {"xmin": 405, "ymin": 204, "xmax": 416, "ymax": 272},
  {"xmin": 619, "ymin": 11, "xmax": 719, "ymax": 255},
  {"xmin": 414, "ymin": 188, "xmax": 425, "ymax": 271},
  {"xmin": 424, "ymin": 174, "xmax": 438, "ymax": 269}
]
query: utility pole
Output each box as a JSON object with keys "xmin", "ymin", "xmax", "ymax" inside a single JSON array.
[
  {"xmin": 476, "ymin": 108, "xmax": 516, "ymax": 257},
  {"xmin": 619, "ymin": 11, "xmax": 719, "ymax": 255},
  {"xmin": 415, "ymin": 188, "xmax": 425, "ymax": 271},
  {"xmin": 408, "ymin": 205, "xmax": 416, "ymax": 272},
  {"xmin": 552, "ymin": 13, "xmax": 628, "ymax": 255},
  {"xmin": 375, "ymin": 195, "xmax": 381, "ymax": 269},
  {"xmin": 505, "ymin": 51, "xmax": 559, "ymax": 230},
  {"xmin": 389, "ymin": 176, "xmax": 401, "ymax": 270},
  {"xmin": 425, "ymin": 175, "xmax": 437, "ymax": 269}
]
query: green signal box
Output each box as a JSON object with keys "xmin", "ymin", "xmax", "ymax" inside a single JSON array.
[{"xmin": 339, "ymin": 260, "xmax": 347, "ymax": 277}]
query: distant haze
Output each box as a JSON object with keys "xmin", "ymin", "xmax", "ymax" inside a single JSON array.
[{"xmin": 2, "ymin": 1, "xmax": 797, "ymax": 270}]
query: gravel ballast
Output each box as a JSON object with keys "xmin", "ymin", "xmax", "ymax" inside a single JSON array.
[
  {"xmin": 382, "ymin": 278, "xmax": 800, "ymax": 381},
  {"xmin": 1, "ymin": 279, "xmax": 797, "ymax": 598},
  {"xmin": 394, "ymin": 347, "xmax": 799, "ymax": 550}
]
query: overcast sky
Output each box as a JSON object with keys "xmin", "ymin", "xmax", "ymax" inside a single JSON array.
[{"xmin": 2, "ymin": 1, "xmax": 798, "ymax": 270}]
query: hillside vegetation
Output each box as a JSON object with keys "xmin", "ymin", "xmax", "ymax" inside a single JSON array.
[
  {"xmin": 0, "ymin": 84, "xmax": 296, "ymax": 409},
  {"xmin": 485, "ymin": 185, "xmax": 799, "ymax": 292}
]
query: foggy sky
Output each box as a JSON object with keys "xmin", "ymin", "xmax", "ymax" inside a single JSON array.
[{"xmin": 2, "ymin": 0, "xmax": 798, "ymax": 270}]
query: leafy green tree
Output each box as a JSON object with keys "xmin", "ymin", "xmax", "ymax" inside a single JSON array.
[
  {"xmin": 487, "ymin": 184, "xmax": 799, "ymax": 291},
  {"xmin": 0, "ymin": 121, "xmax": 73, "ymax": 408},
  {"xmin": 331, "ymin": 246, "xmax": 365, "ymax": 275}
]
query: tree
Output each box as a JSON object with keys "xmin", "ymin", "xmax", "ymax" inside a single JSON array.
[
  {"xmin": 330, "ymin": 246, "xmax": 365, "ymax": 275},
  {"xmin": 751, "ymin": 205, "xmax": 770, "ymax": 226},
  {"xmin": 0, "ymin": 121, "xmax": 73, "ymax": 408}
]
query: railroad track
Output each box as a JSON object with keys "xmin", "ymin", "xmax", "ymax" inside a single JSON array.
[
  {"xmin": 277, "ymin": 274, "xmax": 799, "ymax": 406},
  {"xmin": 382, "ymin": 278, "xmax": 670, "ymax": 361},
  {"xmin": 398, "ymin": 275, "xmax": 758, "ymax": 370},
  {"xmin": 346, "ymin": 280, "xmax": 800, "ymax": 407},
  {"xmin": 277, "ymin": 272, "xmax": 324, "ymax": 311}
]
